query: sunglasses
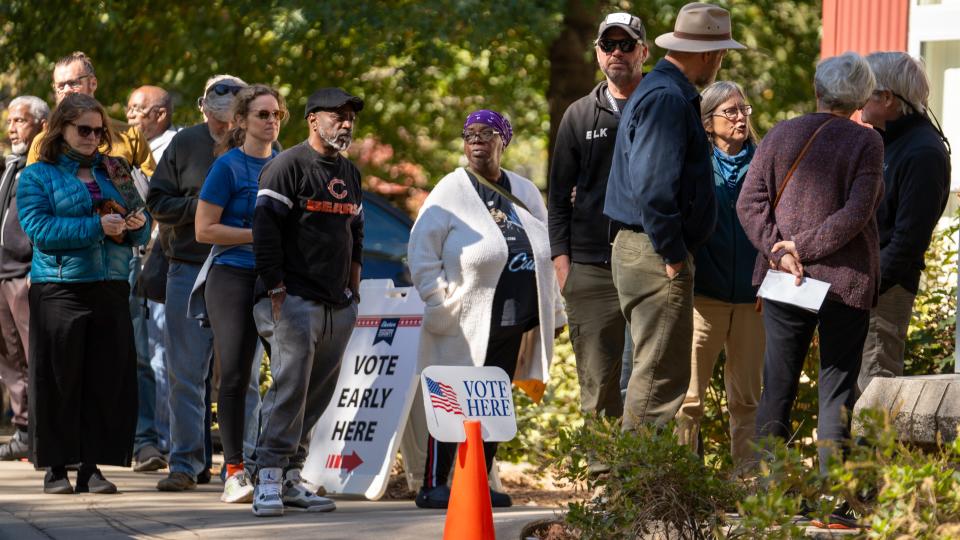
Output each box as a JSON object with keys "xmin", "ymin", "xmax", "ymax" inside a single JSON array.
[
  {"xmin": 69, "ymin": 122, "xmax": 106, "ymax": 139},
  {"xmin": 712, "ymin": 105, "xmax": 753, "ymax": 121},
  {"xmin": 596, "ymin": 38, "xmax": 639, "ymax": 54},
  {"xmin": 461, "ymin": 129, "xmax": 501, "ymax": 143},
  {"xmin": 197, "ymin": 83, "xmax": 245, "ymax": 108},
  {"xmin": 252, "ymin": 109, "xmax": 285, "ymax": 121}
]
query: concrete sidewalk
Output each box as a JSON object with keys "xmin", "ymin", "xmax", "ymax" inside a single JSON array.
[{"xmin": 0, "ymin": 459, "xmax": 557, "ymax": 539}]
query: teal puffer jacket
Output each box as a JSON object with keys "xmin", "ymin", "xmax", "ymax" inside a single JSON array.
[{"xmin": 17, "ymin": 154, "xmax": 150, "ymax": 283}]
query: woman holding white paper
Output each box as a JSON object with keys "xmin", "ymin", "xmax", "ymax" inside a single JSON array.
[
  {"xmin": 675, "ymin": 81, "xmax": 764, "ymax": 471},
  {"xmin": 736, "ymin": 53, "xmax": 884, "ymax": 492}
]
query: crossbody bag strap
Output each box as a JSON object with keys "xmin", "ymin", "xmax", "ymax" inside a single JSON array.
[
  {"xmin": 464, "ymin": 168, "xmax": 531, "ymax": 214},
  {"xmin": 771, "ymin": 117, "xmax": 837, "ymax": 210}
]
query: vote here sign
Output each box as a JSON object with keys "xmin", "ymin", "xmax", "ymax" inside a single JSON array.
[
  {"xmin": 420, "ymin": 366, "xmax": 518, "ymax": 443},
  {"xmin": 302, "ymin": 279, "xmax": 423, "ymax": 500}
]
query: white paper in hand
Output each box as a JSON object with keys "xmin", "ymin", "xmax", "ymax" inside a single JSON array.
[{"xmin": 757, "ymin": 270, "xmax": 831, "ymax": 312}]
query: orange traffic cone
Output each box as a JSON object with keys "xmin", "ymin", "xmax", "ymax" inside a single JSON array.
[{"xmin": 443, "ymin": 420, "xmax": 495, "ymax": 540}]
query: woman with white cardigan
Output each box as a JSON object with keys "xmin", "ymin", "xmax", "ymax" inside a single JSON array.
[{"xmin": 408, "ymin": 110, "xmax": 565, "ymax": 509}]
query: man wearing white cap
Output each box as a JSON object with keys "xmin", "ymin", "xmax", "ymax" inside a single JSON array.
[{"xmin": 603, "ymin": 2, "xmax": 746, "ymax": 430}]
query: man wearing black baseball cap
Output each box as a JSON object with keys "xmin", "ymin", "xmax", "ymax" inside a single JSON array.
[{"xmin": 248, "ymin": 87, "xmax": 365, "ymax": 517}]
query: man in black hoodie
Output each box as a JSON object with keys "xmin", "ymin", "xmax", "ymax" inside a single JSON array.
[
  {"xmin": 858, "ymin": 52, "xmax": 951, "ymax": 393},
  {"xmin": 0, "ymin": 96, "xmax": 48, "ymax": 461},
  {"xmin": 548, "ymin": 13, "xmax": 648, "ymax": 431}
]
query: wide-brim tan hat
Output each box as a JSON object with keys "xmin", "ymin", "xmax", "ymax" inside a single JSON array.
[{"xmin": 655, "ymin": 2, "xmax": 746, "ymax": 53}]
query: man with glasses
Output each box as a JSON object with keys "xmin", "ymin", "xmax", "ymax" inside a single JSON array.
[
  {"xmin": 604, "ymin": 2, "xmax": 746, "ymax": 430},
  {"xmin": 0, "ymin": 96, "xmax": 48, "ymax": 461},
  {"xmin": 548, "ymin": 12, "xmax": 648, "ymax": 454},
  {"xmin": 127, "ymin": 86, "xmax": 178, "ymax": 163},
  {"xmin": 146, "ymin": 75, "xmax": 248, "ymax": 492},
  {"xmin": 27, "ymin": 52, "xmax": 155, "ymax": 177}
]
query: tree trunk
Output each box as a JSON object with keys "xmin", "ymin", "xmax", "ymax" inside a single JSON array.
[{"xmin": 546, "ymin": 0, "xmax": 605, "ymax": 178}]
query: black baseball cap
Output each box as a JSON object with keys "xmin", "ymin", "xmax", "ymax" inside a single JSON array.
[{"xmin": 304, "ymin": 88, "xmax": 364, "ymax": 118}]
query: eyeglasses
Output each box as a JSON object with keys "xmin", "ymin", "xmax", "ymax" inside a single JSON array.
[
  {"xmin": 53, "ymin": 75, "xmax": 92, "ymax": 93},
  {"xmin": 461, "ymin": 129, "xmax": 501, "ymax": 143},
  {"xmin": 596, "ymin": 38, "xmax": 639, "ymax": 54},
  {"xmin": 197, "ymin": 83, "xmax": 245, "ymax": 108},
  {"xmin": 252, "ymin": 109, "xmax": 285, "ymax": 121},
  {"xmin": 69, "ymin": 122, "xmax": 106, "ymax": 139},
  {"xmin": 126, "ymin": 105, "xmax": 158, "ymax": 117},
  {"xmin": 712, "ymin": 105, "xmax": 753, "ymax": 121}
]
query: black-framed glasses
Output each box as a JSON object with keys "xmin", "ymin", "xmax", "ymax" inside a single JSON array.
[
  {"xmin": 596, "ymin": 38, "xmax": 639, "ymax": 54},
  {"xmin": 252, "ymin": 109, "xmax": 285, "ymax": 121},
  {"xmin": 712, "ymin": 105, "xmax": 752, "ymax": 121},
  {"xmin": 69, "ymin": 122, "xmax": 106, "ymax": 139},
  {"xmin": 461, "ymin": 129, "xmax": 501, "ymax": 143},
  {"xmin": 53, "ymin": 75, "xmax": 92, "ymax": 93}
]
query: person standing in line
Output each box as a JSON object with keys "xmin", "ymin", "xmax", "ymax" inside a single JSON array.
[
  {"xmin": 147, "ymin": 75, "xmax": 248, "ymax": 491},
  {"xmin": 195, "ymin": 85, "xmax": 284, "ymax": 504},
  {"xmin": 674, "ymin": 81, "xmax": 763, "ymax": 470},
  {"xmin": 857, "ymin": 52, "xmax": 951, "ymax": 393},
  {"xmin": 603, "ymin": 2, "xmax": 745, "ymax": 430},
  {"xmin": 249, "ymin": 88, "xmax": 364, "ymax": 517},
  {"xmin": 548, "ymin": 11, "xmax": 647, "ymax": 465},
  {"xmin": 0, "ymin": 96, "xmax": 49, "ymax": 461},
  {"xmin": 19, "ymin": 93, "xmax": 150, "ymax": 493}
]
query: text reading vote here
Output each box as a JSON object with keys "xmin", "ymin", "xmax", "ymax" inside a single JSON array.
[{"xmin": 463, "ymin": 379, "xmax": 513, "ymax": 417}]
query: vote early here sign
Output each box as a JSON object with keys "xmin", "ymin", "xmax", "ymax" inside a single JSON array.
[
  {"xmin": 302, "ymin": 280, "xmax": 422, "ymax": 500},
  {"xmin": 420, "ymin": 365, "xmax": 518, "ymax": 443}
]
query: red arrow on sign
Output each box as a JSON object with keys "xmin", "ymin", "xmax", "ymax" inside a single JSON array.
[{"xmin": 325, "ymin": 451, "xmax": 364, "ymax": 472}]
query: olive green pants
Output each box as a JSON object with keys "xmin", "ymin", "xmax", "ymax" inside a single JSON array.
[{"xmin": 611, "ymin": 230, "xmax": 694, "ymax": 431}]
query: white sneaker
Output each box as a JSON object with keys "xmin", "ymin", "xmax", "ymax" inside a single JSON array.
[
  {"xmin": 221, "ymin": 470, "xmax": 254, "ymax": 503},
  {"xmin": 252, "ymin": 467, "xmax": 284, "ymax": 517},
  {"xmin": 282, "ymin": 469, "xmax": 336, "ymax": 512}
]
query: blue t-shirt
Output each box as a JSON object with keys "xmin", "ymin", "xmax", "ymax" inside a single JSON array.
[{"xmin": 199, "ymin": 147, "xmax": 277, "ymax": 269}]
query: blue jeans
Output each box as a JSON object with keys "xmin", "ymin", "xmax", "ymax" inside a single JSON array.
[
  {"xmin": 130, "ymin": 254, "xmax": 158, "ymax": 455},
  {"xmin": 148, "ymin": 300, "xmax": 170, "ymax": 452},
  {"xmin": 165, "ymin": 261, "xmax": 215, "ymax": 477}
]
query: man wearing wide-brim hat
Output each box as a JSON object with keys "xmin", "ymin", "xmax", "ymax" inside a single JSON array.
[{"xmin": 603, "ymin": 2, "xmax": 746, "ymax": 430}]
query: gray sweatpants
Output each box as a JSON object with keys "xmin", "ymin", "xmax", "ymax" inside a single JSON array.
[{"xmin": 251, "ymin": 293, "xmax": 357, "ymax": 473}]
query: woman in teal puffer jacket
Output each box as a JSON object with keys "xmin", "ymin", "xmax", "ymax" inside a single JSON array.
[
  {"xmin": 18, "ymin": 93, "xmax": 150, "ymax": 494},
  {"xmin": 675, "ymin": 81, "xmax": 763, "ymax": 472}
]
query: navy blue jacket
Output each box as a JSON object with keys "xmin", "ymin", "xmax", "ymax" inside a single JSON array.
[
  {"xmin": 694, "ymin": 145, "xmax": 758, "ymax": 304},
  {"xmin": 604, "ymin": 59, "xmax": 716, "ymax": 264}
]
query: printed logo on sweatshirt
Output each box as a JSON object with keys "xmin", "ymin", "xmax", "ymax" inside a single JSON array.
[
  {"xmin": 585, "ymin": 128, "xmax": 608, "ymax": 140},
  {"xmin": 327, "ymin": 178, "xmax": 349, "ymax": 199},
  {"xmin": 305, "ymin": 199, "xmax": 360, "ymax": 215}
]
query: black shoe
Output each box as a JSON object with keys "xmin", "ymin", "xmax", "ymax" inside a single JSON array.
[
  {"xmin": 157, "ymin": 471, "xmax": 197, "ymax": 491},
  {"xmin": 76, "ymin": 467, "xmax": 117, "ymax": 494},
  {"xmin": 0, "ymin": 430, "xmax": 29, "ymax": 461},
  {"xmin": 810, "ymin": 501, "xmax": 865, "ymax": 530},
  {"xmin": 43, "ymin": 467, "xmax": 73, "ymax": 494},
  {"xmin": 197, "ymin": 468, "xmax": 212, "ymax": 484},
  {"xmin": 133, "ymin": 446, "xmax": 168, "ymax": 473},
  {"xmin": 415, "ymin": 485, "xmax": 451, "ymax": 509},
  {"xmin": 490, "ymin": 488, "xmax": 512, "ymax": 508}
]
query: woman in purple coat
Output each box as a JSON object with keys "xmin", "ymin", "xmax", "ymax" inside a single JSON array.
[{"xmin": 736, "ymin": 52, "xmax": 883, "ymax": 488}]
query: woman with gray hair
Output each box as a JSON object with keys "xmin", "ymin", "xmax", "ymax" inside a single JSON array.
[
  {"xmin": 736, "ymin": 53, "xmax": 884, "ymax": 525},
  {"xmin": 858, "ymin": 52, "xmax": 951, "ymax": 394},
  {"xmin": 675, "ymin": 81, "xmax": 763, "ymax": 471}
]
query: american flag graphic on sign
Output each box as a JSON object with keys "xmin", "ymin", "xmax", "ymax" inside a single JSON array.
[{"xmin": 425, "ymin": 376, "xmax": 464, "ymax": 416}]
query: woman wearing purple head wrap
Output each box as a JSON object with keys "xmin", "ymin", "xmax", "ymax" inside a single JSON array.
[{"xmin": 406, "ymin": 110, "xmax": 566, "ymax": 509}]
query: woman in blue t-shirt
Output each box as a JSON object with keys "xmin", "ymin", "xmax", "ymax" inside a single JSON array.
[{"xmin": 195, "ymin": 84, "xmax": 284, "ymax": 504}]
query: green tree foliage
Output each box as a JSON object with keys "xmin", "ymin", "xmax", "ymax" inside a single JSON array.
[{"xmin": 1, "ymin": 0, "xmax": 820, "ymax": 193}]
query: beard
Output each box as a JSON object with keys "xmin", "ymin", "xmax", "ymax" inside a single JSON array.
[
  {"xmin": 11, "ymin": 142, "xmax": 27, "ymax": 155},
  {"xmin": 602, "ymin": 57, "xmax": 642, "ymax": 88},
  {"xmin": 319, "ymin": 126, "xmax": 353, "ymax": 152}
]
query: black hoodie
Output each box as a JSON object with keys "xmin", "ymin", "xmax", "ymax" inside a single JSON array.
[{"xmin": 548, "ymin": 81, "xmax": 623, "ymax": 264}]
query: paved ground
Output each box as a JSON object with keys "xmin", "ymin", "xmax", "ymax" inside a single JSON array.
[{"xmin": 0, "ymin": 459, "xmax": 558, "ymax": 540}]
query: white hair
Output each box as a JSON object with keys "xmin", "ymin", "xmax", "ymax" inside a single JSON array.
[
  {"xmin": 200, "ymin": 74, "xmax": 247, "ymax": 122},
  {"xmin": 814, "ymin": 52, "xmax": 876, "ymax": 113},
  {"xmin": 866, "ymin": 52, "xmax": 929, "ymax": 116},
  {"xmin": 9, "ymin": 96, "xmax": 50, "ymax": 123}
]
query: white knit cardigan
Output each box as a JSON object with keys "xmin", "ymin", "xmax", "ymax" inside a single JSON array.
[{"xmin": 408, "ymin": 167, "xmax": 566, "ymax": 393}]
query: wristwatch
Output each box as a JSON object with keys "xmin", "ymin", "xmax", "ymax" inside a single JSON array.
[{"xmin": 267, "ymin": 286, "xmax": 286, "ymax": 297}]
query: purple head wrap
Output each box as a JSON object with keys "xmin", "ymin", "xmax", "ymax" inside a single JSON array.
[{"xmin": 464, "ymin": 109, "xmax": 513, "ymax": 147}]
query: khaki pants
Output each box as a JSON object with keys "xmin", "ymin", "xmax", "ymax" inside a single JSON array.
[
  {"xmin": 675, "ymin": 295, "xmax": 764, "ymax": 467},
  {"xmin": 857, "ymin": 285, "xmax": 915, "ymax": 394},
  {"xmin": 564, "ymin": 262, "xmax": 626, "ymax": 418},
  {"xmin": 612, "ymin": 230, "xmax": 694, "ymax": 430}
]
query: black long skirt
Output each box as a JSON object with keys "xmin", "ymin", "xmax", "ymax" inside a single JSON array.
[{"xmin": 28, "ymin": 280, "xmax": 137, "ymax": 468}]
